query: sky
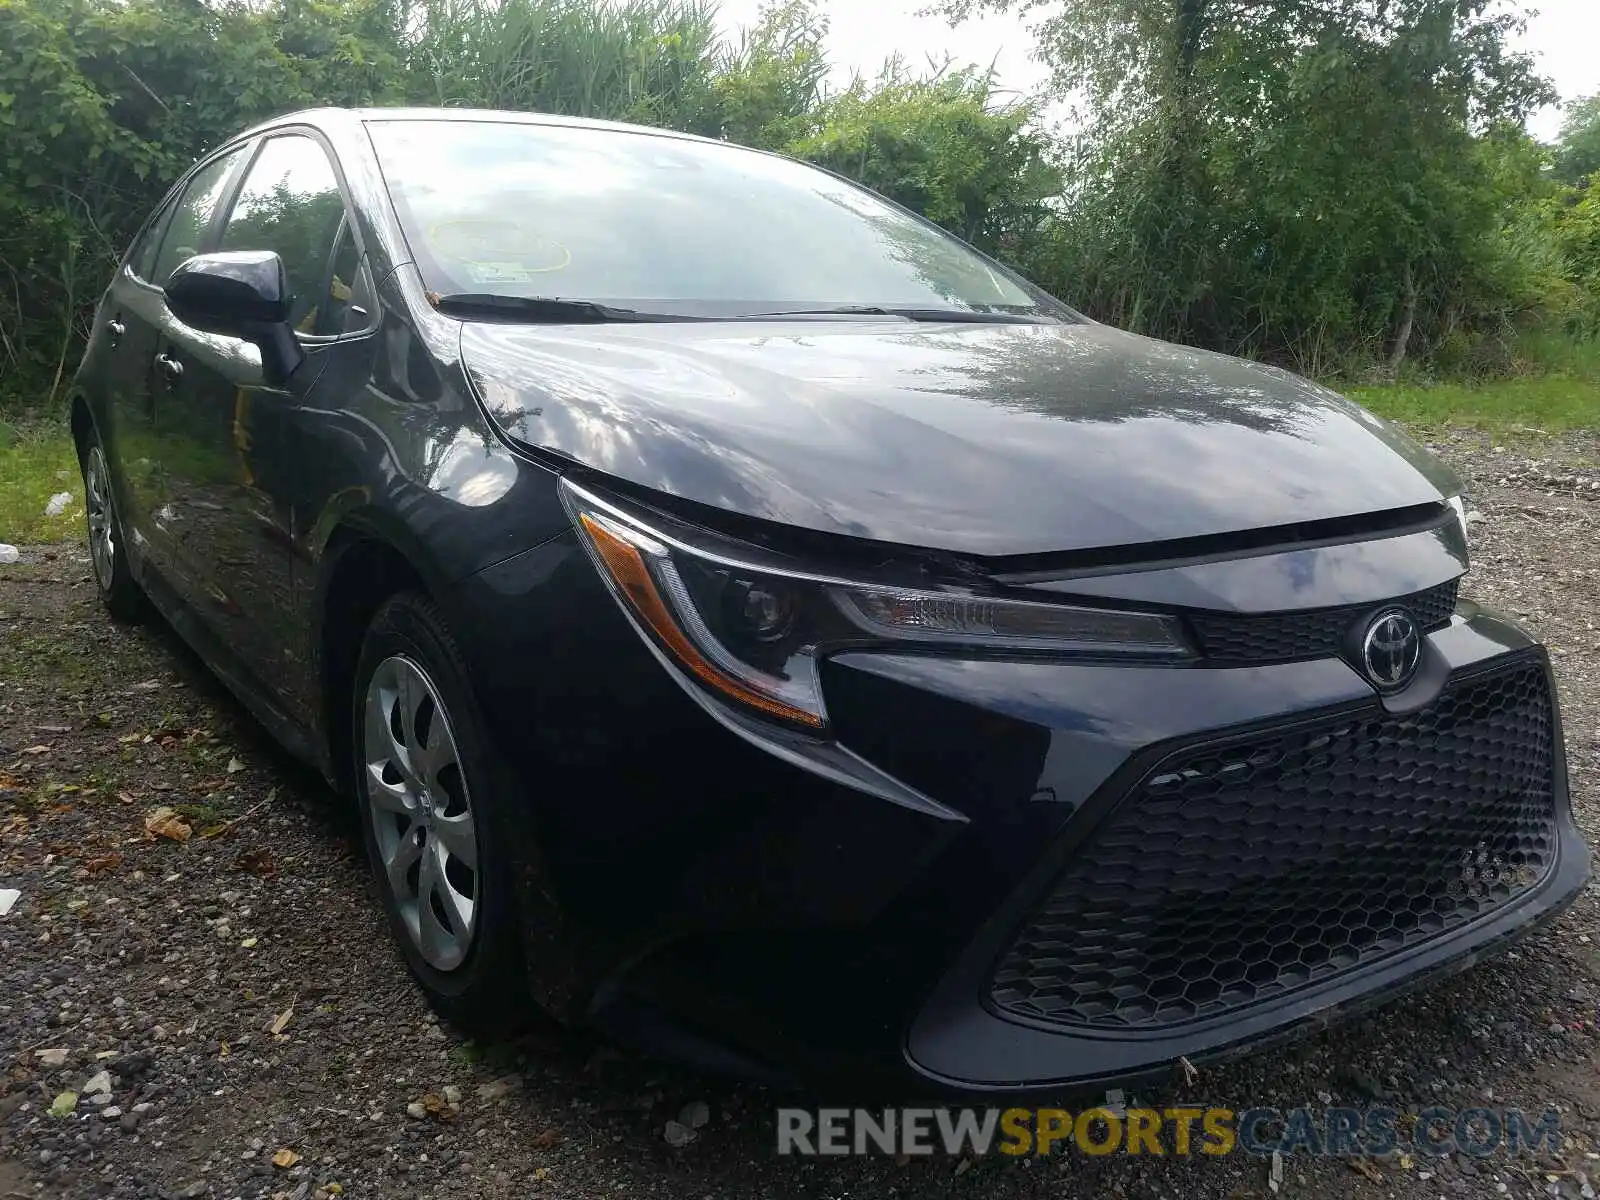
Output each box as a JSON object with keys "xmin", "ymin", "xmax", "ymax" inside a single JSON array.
[{"xmin": 714, "ymin": 0, "xmax": 1599, "ymax": 144}]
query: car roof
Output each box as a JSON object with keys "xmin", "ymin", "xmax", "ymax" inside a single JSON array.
[{"xmin": 236, "ymin": 106, "xmax": 727, "ymax": 149}]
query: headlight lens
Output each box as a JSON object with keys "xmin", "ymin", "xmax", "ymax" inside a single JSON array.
[
  {"xmin": 562, "ymin": 481, "xmax": 1190, "ymax": 730},
  {"xmin": 834, "ymin": 589, "xmax": 1184, "ymax": 651}
]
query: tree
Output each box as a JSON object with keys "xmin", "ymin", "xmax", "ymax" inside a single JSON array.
[
  {"xmin": 940, "ymin": 0, "xmax": 1558, "ymax": 372},
  {"xmin": 702, "ymin": 0, "xmax": 830, "ymax": 148},
  {"xmin": 789, "ymin": 66, "xmax": 1061, "ymax": 256},
  {"xmin": 1554, "ymin": 95, "xmax": 1600, "ymax": 185}
]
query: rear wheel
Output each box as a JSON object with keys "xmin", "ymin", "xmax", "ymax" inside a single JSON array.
[
  {"xmin": 79, "ymin": 431, "xmax": 142, "ymax": 622},
  {"xmin": 353, "ymin": 591, "xmax": 530, "ymax": 1033}
]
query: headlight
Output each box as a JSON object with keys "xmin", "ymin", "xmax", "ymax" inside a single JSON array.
[{"xmin": 561, "ymin": 480, "xmax": 1190, "ymax": 730}]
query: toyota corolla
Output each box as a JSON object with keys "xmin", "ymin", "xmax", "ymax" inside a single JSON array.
[{"xmin": 68, "ymin": 107, "xmax": 1588, "ymax": 1095}]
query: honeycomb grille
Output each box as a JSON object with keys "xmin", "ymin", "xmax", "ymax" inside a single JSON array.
[
  {"xmin": 989, "ymin": 658, "xmax": 1556, "ymax": 1031},
  {"xmin": 1190, "ymin": 579, "xmax": 1459, "ymax": 664}
]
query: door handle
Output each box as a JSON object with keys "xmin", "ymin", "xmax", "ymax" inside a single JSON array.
[
  {"xmin": 155, "ymin": 353, "xmax": 183, "ymax": 384},
  {"xmin": 106, "ymin": 319, "xmax": 125, "ymax": 346}
]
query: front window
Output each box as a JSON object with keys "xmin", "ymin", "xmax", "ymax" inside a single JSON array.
[
  {"xmin": 144, "ymin": 149, "xmax": 245, "ymax": 286},
  {"xmin": 219, "ymin": 135, "xmax": 356, "ymax": 334},
  {"xmin": 366, "ymin": 119, "xmax": 1059, "ymax": 320}
]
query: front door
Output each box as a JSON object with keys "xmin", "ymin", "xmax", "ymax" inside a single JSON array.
[{"xmin": 151, "ymin": 132, "xmax": 370, "ymax": 700}]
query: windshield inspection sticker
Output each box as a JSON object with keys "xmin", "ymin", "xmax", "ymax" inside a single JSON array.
[{"xmin": 462, "ymin": 261, "xmax": 546, "ymax": 285}]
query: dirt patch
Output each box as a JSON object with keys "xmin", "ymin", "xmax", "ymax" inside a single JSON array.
[{"xmin": 3, "ymin": 429, "xmax": 1600, "ymax": 1199}]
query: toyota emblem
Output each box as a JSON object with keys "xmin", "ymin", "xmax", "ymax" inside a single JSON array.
[{"xmin": 1361, "ymin": 608, "xmax": 1422, "ymax": 691}]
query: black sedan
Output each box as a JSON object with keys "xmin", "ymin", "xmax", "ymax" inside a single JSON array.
[{"xmin": 69, "ymin": 107, "xmax": 1587, "ymax": 1095}]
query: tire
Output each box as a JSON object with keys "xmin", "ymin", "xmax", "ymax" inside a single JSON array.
[
  {"xmin": 78, "ymin": 429, "xmax": 143, "ymax": 622},
  {"xmin": 352, "ymin": 590, "xmax": 531, "ymax": 1035}
]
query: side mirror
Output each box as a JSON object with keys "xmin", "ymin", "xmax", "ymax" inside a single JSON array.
[{"xmin": 163, "ymin": 251, "xmax": 306, "ymax": 387}]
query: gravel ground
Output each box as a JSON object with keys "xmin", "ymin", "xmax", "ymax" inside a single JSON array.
[{"xmin": 4, "ymin": 429, "xmax": 1600, "ymax": 1200}]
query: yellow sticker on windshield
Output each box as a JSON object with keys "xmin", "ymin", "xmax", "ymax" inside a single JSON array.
[{"xmin": 429, "ymin": 220, "xmax": 571, "ymax": 275}]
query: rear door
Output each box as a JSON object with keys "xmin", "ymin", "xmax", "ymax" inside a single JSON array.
[{"xmin": 97, "ymin": 148, "xmax": 247, "ymax": 563}]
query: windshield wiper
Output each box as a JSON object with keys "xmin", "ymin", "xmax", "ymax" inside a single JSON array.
[
  {"xmin": 752, "ymin": 305, "xmax": 1052, "ymax": 324},
  {"xmin": 430, "ymin": 293, "xmax": 703, "ymax": 323},
  {"xmin": 431, "ymin": 294, "xmax": 1055, "ymax": 325}
]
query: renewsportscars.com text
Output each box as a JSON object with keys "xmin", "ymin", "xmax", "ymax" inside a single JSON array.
[{"xmin": 776, "ymin": 1106, "xmax": 1562, "ymax": 1158}]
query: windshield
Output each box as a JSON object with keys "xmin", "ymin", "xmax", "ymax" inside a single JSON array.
[{"xmin": 366, "ymin": 119, "xmax": 1060, "ymax": 320}]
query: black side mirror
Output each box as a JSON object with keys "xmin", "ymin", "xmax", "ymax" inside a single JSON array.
[{"xmin": 164, "ymin": 251, "xmax": 306, "ymax": 387}]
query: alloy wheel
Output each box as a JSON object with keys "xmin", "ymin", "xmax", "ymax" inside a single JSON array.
[
  {"xmin": 85, "ymin": 446, "xmax": 116, "ymax": 591},
  {"xmin": 362, "ymin": 655, "xmax": 479, "ymax": 971}
]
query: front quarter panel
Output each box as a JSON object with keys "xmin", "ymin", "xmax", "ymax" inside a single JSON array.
[{"xmin": 283, "ymin": 263, "xmax": 573, "ymax": 720}]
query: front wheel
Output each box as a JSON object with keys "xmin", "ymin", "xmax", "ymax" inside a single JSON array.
[
  {"xmin": 79, "ymin": 432, "xmax": 143, "ymax": 622},
  {"xmin": 353, "ymin": 592, "xmax": 531, "ymax": 1034}
]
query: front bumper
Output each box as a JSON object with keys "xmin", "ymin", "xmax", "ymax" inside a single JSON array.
[
  {"xmin": 904, "ymin": 628, "xmax": 1587, "ymax": 1093},
  {"xmin": 452, "ymin": 533, "xmax": 1588, "ymax": 1096}
]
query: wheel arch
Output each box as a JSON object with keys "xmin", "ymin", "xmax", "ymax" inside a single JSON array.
[
  {"xmin": 312, "ymin": 512, "xmax": 443, "ymax": 795},
  {"xmin": 68, "ymin": 391, "xmax": 95, "ymax": 460}
]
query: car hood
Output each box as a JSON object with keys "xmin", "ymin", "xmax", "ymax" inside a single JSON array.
[{"xmin": 463, "ymin": 318, "xmax": 1458, "ymax": 558}]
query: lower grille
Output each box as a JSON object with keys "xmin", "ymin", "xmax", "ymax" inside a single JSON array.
[{"xmin": 989, "ymin": 658, "xmax": 1557, "ymax": 1031}]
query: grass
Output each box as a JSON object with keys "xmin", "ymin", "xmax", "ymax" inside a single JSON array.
[
  {"xmin": 1348, "ymin": 375, "xmax": 1600, "ymax": 435},
  {"xmin": 1347, "ymin": 333, "xmax": 1600, "ymax": 434},
  {"xmin": 0, "ymin": 422, "xmax": 82, "ymax": 545}
]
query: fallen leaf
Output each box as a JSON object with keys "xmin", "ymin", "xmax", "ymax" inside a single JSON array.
[
  {"xmin": 84, "ymin": 853, "xmax": 123, "ymax": 876},
  {"xmin": 532, "ymin": 1168, "xmax": 551, "ymax": 1183},
  {"xmin": 227, "ymin": 757, "xmax": 245, "ymax": 774},
  {"xmin": 21, "ymin": 745, "xmax": 50, "ymax": 755},
  {"xmin": 48, "ymin": 1091, "xmax": 78, "ymax": 1117},
  {"xmin": 132, "ymin": 680, "xmax": 161, "ymax": 691},
  {"xmin": 271, "ymin": 1148, "xmax": 300, "ymax": 1169},
  {"xmin": 144, "ymin": 806, "xmax": 192, "ymax": 842},
  {"xmin": 233, "ymin": 848, "xmax": 278, "ymax": 878},
  {"xmin": 422, "ymin": 1093, "xmax": 455, "ymax": 1122},
  {"xmin": 240, "ymin": 937, "xmax": 258, "ymax": 949},
  {"xmin": 117, "ymin": 734, "xmax": 141, "ymax": 744},
  {"xmin": 531, "ymin": 1128, "xmax": 561, "ymax": 1149},
  {"xmin": 269, "ymin": 1006, "xmax": 293, "ymax": 1035},
  {"xmin": 1348, "ymin": 1157, "xmax": 1383, "ymax": 1183}
]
